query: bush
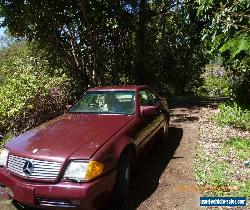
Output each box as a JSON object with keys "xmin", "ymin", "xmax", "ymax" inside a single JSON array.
[
  {"xmin": 192, "ymin": 64, "xmax": 232, "ymax": 97},
  {"xmin": 194, "ymin": 76, "xmax": 232, "ymax": 97},
  {"xmin": 214, "ymin": 102, "xmax": 250, "ymax": 130},
  {"xmin": 0, "ymin": 42, "xmax": 71, "ymax": 137},
  {"xmin": 233, "ymin": 70, "xmax": 250, "ymax": 106}
]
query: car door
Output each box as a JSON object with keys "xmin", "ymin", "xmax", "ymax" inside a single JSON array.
[{"xmin": 133, "ymin": 89, "xmax": 165, "ymax": 153}]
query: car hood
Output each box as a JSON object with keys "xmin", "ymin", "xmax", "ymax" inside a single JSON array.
[{"xmin": 6, "ymin": 114, "xmax": 133, "ymax": 162}]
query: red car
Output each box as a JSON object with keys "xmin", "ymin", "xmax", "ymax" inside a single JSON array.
[{"xmin": 0, "ymin": 85, "xmax": 170, "ymax": 210}]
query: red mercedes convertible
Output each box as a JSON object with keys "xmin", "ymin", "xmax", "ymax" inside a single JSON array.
[{"xmin": 0, "ymin": 85, "xmax": 170, "ymax": 210}]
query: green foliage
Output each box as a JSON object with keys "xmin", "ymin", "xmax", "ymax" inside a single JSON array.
[
  {"xmin": 224, "ymin": 137, "xmax": 250, "ymax": 160},
  {"xmin": 220, "ymin": 33, "xmax": 250, "ymax": 60},
  {"xmin": 0, "ymin": 41, "xmax": 70, "ymax": 135},
  {"xmin": 194, "ymin": 76, "xmax": 232, "ymax": 96},
  {"xmin": 214, "ymin": 102, "xmax": 250, "ymax": 130},
  {"xmin": 195, "ymin": 151, "xmax": 232, "ymax": 194},
  {"xmin": 209, "ymin": 164, "xmax": 231, "ymax": 187},
  {"xmin": 195, "ymin": 0, "xmax": 250, "ymax": 104},
  {"xmin": 192, "ymin": 63, "xmax": 232, "ymax": 97},
  {"xmin": 0, "ymin": 0, "xmax": 207, "ymax": 95},
  {"xmin": 195, "ymin": 147, "xmax": 249, "ymax": 197},
  {"xmin": 149, "ymin": 1, "xmax": 208, "ymax": 95}
]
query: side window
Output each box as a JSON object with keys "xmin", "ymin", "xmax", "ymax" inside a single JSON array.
[
  {"xmin": 139, "ymin": 90, "xmax": 148, "ymax": 106},
  {"xmin": 147, "ymin": 91, "xmax": 159, "ymax": 105},
  {"xmin": 139, "ymin": 90, "xmax": 160, "ymax": 106}
]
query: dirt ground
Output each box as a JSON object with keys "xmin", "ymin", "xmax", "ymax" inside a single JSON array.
[{"xmin": 0, "ymin": 106, "xmax": 205, "ymax": 210}]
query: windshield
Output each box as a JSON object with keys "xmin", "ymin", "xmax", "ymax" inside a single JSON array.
[{"xmin": 69, "ymin": 91, "xmax": 135, "ymax": 115}]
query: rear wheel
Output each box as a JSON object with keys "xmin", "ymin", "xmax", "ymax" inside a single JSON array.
[{"xmin": 113, "ymin": 150, "xmax": 131, "ymax": 204}]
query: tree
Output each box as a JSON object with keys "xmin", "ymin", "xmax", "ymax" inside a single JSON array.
[
  {"xmin": 195, "ymin": 0, "xmax": 250, "ymax": 104},
  {"xmin": 0, "ymin": 0, "xmax": 206, "ymax": 94}
]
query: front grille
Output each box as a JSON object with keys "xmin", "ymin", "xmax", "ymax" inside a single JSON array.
[{"xmin": 7, "ymin": 155, "xmax": 62, "ymax": 180}]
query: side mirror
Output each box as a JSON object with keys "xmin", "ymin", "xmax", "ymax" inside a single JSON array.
[{"xmin": 140, "ymin": 106, "xmax": 156, "ymax": 117}]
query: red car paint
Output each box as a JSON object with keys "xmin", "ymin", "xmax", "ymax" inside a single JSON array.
[{"xmin": 0, "ymin": 85, "xmax": 169, "ymax": 210}]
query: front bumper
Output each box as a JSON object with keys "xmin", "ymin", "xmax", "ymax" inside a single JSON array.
[{"xmin": 0, "ymin": 168, "xmax": 116, "ymax": 210}]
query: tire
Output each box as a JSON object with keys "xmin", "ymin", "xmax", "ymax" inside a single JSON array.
[{"xmin": 113, "ymin": 149, "xmax": 131, "ymax": 204}]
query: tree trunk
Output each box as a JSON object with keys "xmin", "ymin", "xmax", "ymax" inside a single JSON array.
[
  {"xmin": 78, "ymin": 0, "xmax": 104, "ymax": 85},
  {"xmin": 135, "ymin": 0, "xmax": 147, "ymax": 84}
]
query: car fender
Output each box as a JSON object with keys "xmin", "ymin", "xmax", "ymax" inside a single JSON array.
[{"xmin": 91, "ymin": 134, "xmax": 136, "ymax": 174}]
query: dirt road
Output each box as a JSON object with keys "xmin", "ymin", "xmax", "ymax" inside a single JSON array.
[{"xmin": 0, "ymin": 106, "xmax": 204, "ymax": 210}]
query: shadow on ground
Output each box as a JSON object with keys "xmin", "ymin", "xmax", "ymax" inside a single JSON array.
[
  {"xmin": 170, "ymin": 113, "xmax": 199, "ymax": 123},
  {"xmin": 168, "ymin": 96, "xmax": 229, "ymax": 109},
  {"xmin": 104, "ymin": 126, "xmax": 183, "ymax": 210}
]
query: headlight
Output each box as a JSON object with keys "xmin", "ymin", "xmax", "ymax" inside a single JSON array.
[
  {"xmin": 63, "ymin": 160, "xmax": 104, "ymax": 182},
  {"xmin": 0, "ymin": 148, "xmax": 9, "ymax": 167}
]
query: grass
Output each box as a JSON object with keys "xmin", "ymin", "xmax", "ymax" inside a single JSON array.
[
  {"xmin": 214, "ymin": 102, "xmax": 250, "ymax": 130},
  {"xmin": 195, "ymin": 152, "xmax": 234, "ymax": 196},
  {"xmin": 195, "ymin": 137, "xmax": 250, "ymax": 197},
  {"xmin": 223, "ymin": 137, "xmax": 250, "ymax": 160}
]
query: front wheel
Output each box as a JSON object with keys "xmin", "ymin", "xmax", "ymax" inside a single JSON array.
[{"xmin": 112, "ymin": 150, "xmax": 131, "ymax": 204}]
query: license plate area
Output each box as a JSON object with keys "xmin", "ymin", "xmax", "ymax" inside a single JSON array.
[{"xmin": 13, "ymin": 183, "xmax": 34, "ymax": 204}]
